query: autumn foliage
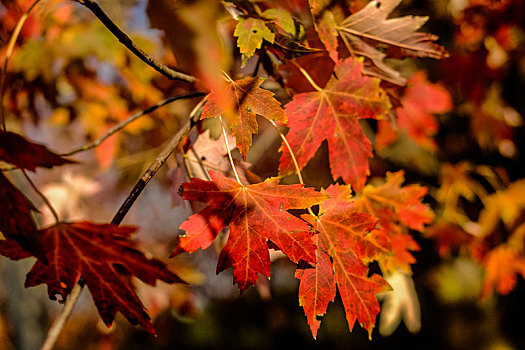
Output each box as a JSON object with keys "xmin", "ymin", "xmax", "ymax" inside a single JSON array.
[{"xmin": 1, "ymin": 0, "xmax": 524, "ymax": 348}]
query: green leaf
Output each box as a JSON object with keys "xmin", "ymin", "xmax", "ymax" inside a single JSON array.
[
  {"xmin": 262, "ymin": 8, "xmax": 296, "ymax": 35},
  {"xmin": 234, "ymin": 18, "xmax": 275, "ymax": 63}
]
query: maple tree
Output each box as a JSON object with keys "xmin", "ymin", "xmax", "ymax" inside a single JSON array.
[{"xmin": 0, "ymin": 0, "xmax": 524, "ymax": 348}]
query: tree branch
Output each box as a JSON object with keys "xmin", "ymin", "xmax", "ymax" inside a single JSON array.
[
  {"xmin": 61, "ymin": 92, "xmax": 205, "ymax": 157},
  {"xmin": 76, "ymin": 0, "xmax": 198, "ymax": 84},
  {"xmin": 1, "ymin": 92, "xmax": 205, "ymax": 171}
]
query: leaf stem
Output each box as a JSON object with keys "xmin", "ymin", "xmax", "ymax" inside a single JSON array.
[
  {"xmin": 291, "ymin": 61, "xmax": 323, "ymax": 92},
  {"xmin": 269, "ymin": 120, "xmax": 304, "ymax": 185},
  {"xmin": 189, "ymin": 147, "xmax": 211, "ymax": 181},
  {"xmin": 0, "ymin": 0, "xmax": 42, "ymax": 131},
  {"xmin": 180, "ymin": 144, "xmax": 194, "ymax": 180},
  {"xmin": 219, "ymin": 116, "xmax": 242, "ymax": 185},
  {"xmin": 269, "ymin": 120, "xmax": 316, "ymax": 217},
  {"xmin": 76, "ymin": 0, "xmax": 197, "ymax": 83},
  {"xmin": 21, "ymin": 169, "xmax": 59, "ymax": 224}
]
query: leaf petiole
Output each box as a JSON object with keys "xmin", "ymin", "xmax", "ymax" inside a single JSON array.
[
  {"xmin": 219, "ymin": 116, "xmax": 243, "ymax": 185},
  {"xmin": 269, "ymin": 120, "xmax": 316, "ymax": 217},
  {"xmin": 291, "ymin": 61, "xmax": 323, "ymax": 92}
]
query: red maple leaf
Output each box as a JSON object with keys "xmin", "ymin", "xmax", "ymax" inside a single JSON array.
[
  {"xmin": 0, "ymin": 131, "xmax": 75, "ymax": 171},
  {"xmin": 0, "ymin": 221, "xmax": 184, "ymax": 334},
  {"xmin": 396, "ymin": 72, "xmax": 452, "ymax": 150},
  {"xmin": 173, "ymin": 170, "xmax": 328, "ymax": 291},
  {"xmin": 297, "ymin": 185, "xmax": 391, "ymax": 338},
  {"xmin": 279, "ymin": 58, "xmax": 390, "ymax": 191},
  {"xmin": 201, "ymin": 77, "xmax": 286, "ymax": 160},
  {"xmin": 0, "ymin": 172, "xmax": 45, "ymax": 261}
]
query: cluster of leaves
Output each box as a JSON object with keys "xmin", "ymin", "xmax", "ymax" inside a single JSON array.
[
  {"xmin": 166, "ymin": 0, "xmax": 443, "ymax": 338},
  {"xmin": 422, "ymin": 0, "xmax": 525, "ymax": 302},
  {"xmin": 1, "ymin": 0, "xmax": 524, "ymax": 345},
  {"xmin": 0, "ymin": 132, "xmax": 185, "ymax": 333}
]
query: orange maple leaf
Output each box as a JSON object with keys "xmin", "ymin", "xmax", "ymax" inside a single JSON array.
[
  {"xmin": 353, "ymin": 171, "xmax": 432, "ymax": 273},
  {"xmin": 297, "ymin": 185, "xmax": 391, "ymax": 338},
  {"xmin": 482, "ymin": 245, "xmax": 525, "ymax": 297},
  {"xmin": 173, "ymin": 170, "xmax": 327, "ymax": 291},
  {"xmin": 201, "ymin": 77, "xmax": 286, "ymax": 160}
]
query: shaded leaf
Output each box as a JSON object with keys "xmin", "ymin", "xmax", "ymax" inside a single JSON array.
[
  {"xmin": 279, "ymin": 58, "xmax": 390, "ymax": 191},
  {"xmin": 353, "ymin": 171, "xmax": 432, "ymax": 273},
  {"xmin": 174, "ymin": 171, "xmax": 327, "ymax": 291},
  {"xmin": 0, "ymin": 172, "xmax": 45, "ymax": 260},
  {"xmin": 0, "ymin": 132, "xmax": 75, "ymax": 171},
  {"xmin": 147, "ymin": 0, "xmax": 232, "ymax": 110},
  {"xmin": 311, "ymin": 0, "xmax": 448, "ymax": 85},
  {"xmin": 21, "ymin": 222, "xmax": 185, "ymax": 334},
  {"xmin": 262, "ymin": 8, "xmax": 296, "ymax": 35},
  {"xmin": 308, "ymin": 0, "xmax": 339, "ymax": 62}
]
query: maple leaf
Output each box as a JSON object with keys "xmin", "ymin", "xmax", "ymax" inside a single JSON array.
[
  {"xmin": 396, "ymin": 72, "xmax": 452, "ymax": 151},
  {"xmin": 308, "ymin": 0, "xmax": 339, "ymax": 62},
  {"xmin": 376, "ymin": 271, "xmax": 421, "ymax": 336},
  {"xmin": 0, "ymin": 172, "xmax": 45, "ymax": 261},
  {"xmin": 297, "ymin": 185, "xmax": 391, "ymax": 338},
  {"xmin": 424, "ymin": 221, "xmax": 472, "ymax": 257},
  {"xmin": 173, "ymin": 170, "xmax": 327, "ymax": 291},
  {"xmin": 234, "ymin": 18, "xmax": 275, "ymax": 64},
  {"xmin": 201, "ymin": 77, "xmax": 286, "ymax": 160},
  {"xmin": 279, "ymin": 58, "xmax": 390, "ymax": 191},
  {"xmin": 0, "ymin": 221, "xmax": 185, "ymax": 334},
  {"xmin": 355, "ymin": 171, "xmax": 433, "ymax": 231},
  {"xmin": 0, "ymin": 131, "xmax": 75, "ymax": 171},
  {"xmin": 481, "ymin": 245, "xmax": 525, "ymax": 297},
  {"xmin": 352, "ymin": 171, "xmax": 432, "ymax": 273},
  {"xmin": 310, "ymin": 0, "xmax": 448, "ymax": 85},
  {"xmin": 477, "ymin": 178, "xmax": 525, "ymax": 237}
]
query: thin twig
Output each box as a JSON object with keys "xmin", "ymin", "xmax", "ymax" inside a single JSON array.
[
  {"xmin": 219, "ymin": 116, "xmax": 242, "ymax": 185},
  {"xmin": 39, "ymin": 97, "xmax": 206, "ymax": 349},
  {"xmin": 111, "ymin": 97, "xmax": 206, "ymax": 225},
  {"xmin": 269, "ymin": 120, "xmax": 305, "ymax": 185},
  {"xmin": 1, "ymin": 0, "xmax": 42, "ymax": 131},
  {"xmin": 21, "ymin": 169, "xmax": 60, "ymax": 224},
  {"xmin": 76, "ymin": 0, "xmax": 197, "ymax": 84},
  {"xmin": 40, "ymin": 283, "xmax": 83, "ymax": 350},
  {"xmin": 0, "ymin": 93, "xmax": 205, "ymax": 172},
  {"xmin": 189, "ymin": 147, "xmax": 211, "ymax": 181},
  {"xmin": 61, "ymin": 92, "xmax": 205, "ymax": 157}
]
